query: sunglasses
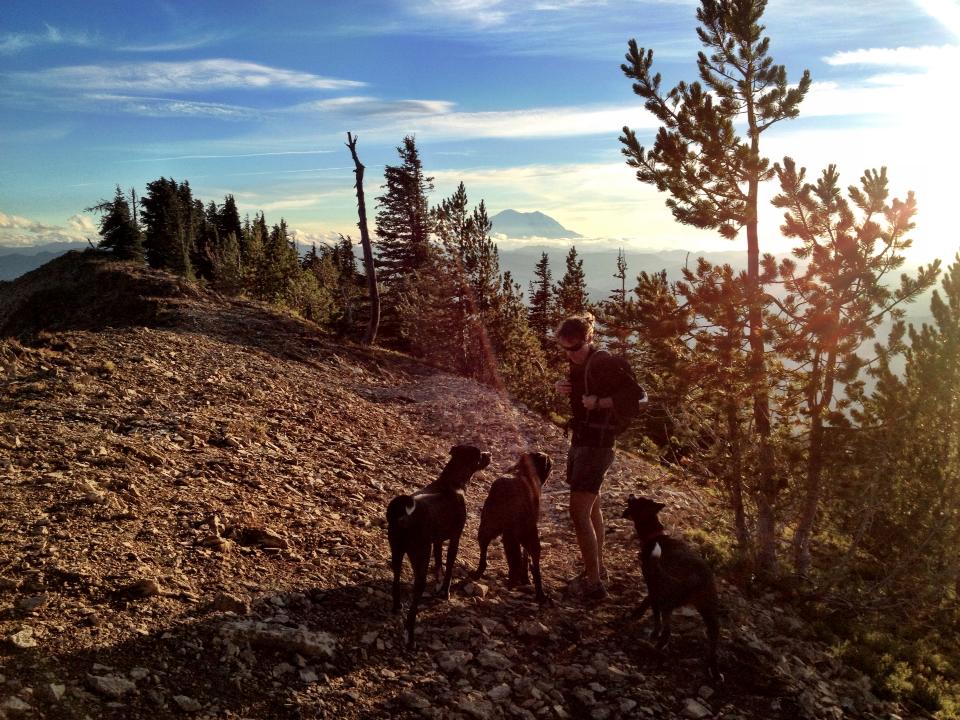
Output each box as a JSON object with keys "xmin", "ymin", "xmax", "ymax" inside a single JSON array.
[{"xmin": 559, "ymin": 339, "xmax": 586, "ymax": 353}]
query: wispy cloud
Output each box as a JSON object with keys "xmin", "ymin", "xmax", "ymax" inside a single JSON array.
[
  {"xmin": 129, "ymin": 150, "xmax": 337, "ymax": 162},
  {"xmin": 86, "ymin": 94, "xmax": 260, "ymax": 120},
  {"xmin": 824, "ymin": 44, "xmax": 960, "ymax": 66},
  {"xmin": 0, "ymin": 23, "xmax": 93, "ymax": 55},
  {"xmin": 117, "ymin": 33, "xmax": 228, "ymax": 53},
  {"xmin": 288, "ymin": 96, "xmax": 456, "ymax": 116},
  {"xmin": 8, "ymin": 59, "xmax": 365, "ymax": 93}
]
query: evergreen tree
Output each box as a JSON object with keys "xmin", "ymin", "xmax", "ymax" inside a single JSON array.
[
  {"xmin": 770, "ymin": 159, "xmax": 940, "ymax": 574},
  {"xmin": 218, "ymin": 194, "xmax": 243, "ymax": 246},
  {"xmin": 140, "ymin": 177, "xmax": 193, "ymax": 276},
  {"xmin": 528, "ymin": 252, "xmax": 555, "ymax": 352},
  {"xmin": 620, "ymin": 0, "xmax": 812, "ymax": 575},
  {"xmin": 375, "ymin": 136, "xmax": 434, "ymax": 340},
  {"xmin": 86, "ymin": 185, "xmax": 144, "ymax": 261},
  {"xmin": 555, "ymin": 246, "xmax": 590, "ymax": 318},
  {"xmin": 597, "ymin": 249, "xmax": 637, "ymax": 358}
]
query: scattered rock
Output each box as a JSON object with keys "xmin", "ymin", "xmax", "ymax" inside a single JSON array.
[
  {"xmin": 476, "ymin": 649, "xmax": 512, "ymax": 670},
  {"xmin": 117, "ymin": 578, "xmax": 162, "ymax": 599},
  {"xmin": 220, "ymin": 620, "xmax": 336, "ymax": 659},
  {"xmin": 88, "ymin": 674, "xmax": 137, "ymax": 699},
  {"xmin": 173, "ymin": 694, "xmax": 202, "ymax": 712},
  {"xmin": 6, "ymin": 628, "xmax": 37, "ymax": 649},
  {"xmin": 436, "ymin": 650, "xmax": 473, "ymax": 674},
  {"xmin": 212, "ymin": 592, "xmax": 249, "ymax": 614},
  {"xmin": 0, "ymin": 696, "xmax": 32, "ymax": 714},
  {"xmin": 682, "ymin": 697, "xmax": 713, "ymax": 719}
]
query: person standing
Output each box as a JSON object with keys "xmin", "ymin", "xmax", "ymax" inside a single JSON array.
[{"xmin": 555, "ymin": 313, "xmax": 637, "ymax": 601}]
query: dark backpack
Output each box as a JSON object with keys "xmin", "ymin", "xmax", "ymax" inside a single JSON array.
[{"xmin": 584, "ymin": 350, "xmax": 648, "ymax": 435}]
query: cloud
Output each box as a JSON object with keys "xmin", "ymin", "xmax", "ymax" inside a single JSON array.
[
  {"xmin": 8, "ymin": 59, "xmax": 365, "ymax": 93},
  {"xmin": 824, "ymin": 44, "xmax": 960, "ymax": 67},
  {"xmin": 0, "ymin": 211, "xmax": 93, "ymax": 247},
  {"xmin": 0, "ymin": 23, "xmax": 92, "ymax": 55},
  {"xmin": 914, "ymin": 0, "xmax": 960, "ymax": 37},
  {"xmin": 289, "ymin": 227, "xmax": 344, "ymax": 250},
  {"xmin": 85, "ymin": 94, "xmax": 260, "ymax": 120},
  {"xmin": 117, "ymin": 33, "xmax": 228, "ymax": 53},
  {"xmin": 288, "ymin": 96, "xmax": 456, "ymax": 116},
  {"xmin": 412, "ymin": 0, "xmax": 511, "ymax": 27}
]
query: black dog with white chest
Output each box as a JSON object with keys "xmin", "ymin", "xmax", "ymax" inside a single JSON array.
[
  {"xmin": 622, "ymin": 494, "xmax": 722, "ymax": 682},
  {"xmin": 472, "ymin": 451, "xmax": 552, "ymax": 603},
  {"xmin": 387, "ymin": 444, "xmax": 491, "ymax": 647}
]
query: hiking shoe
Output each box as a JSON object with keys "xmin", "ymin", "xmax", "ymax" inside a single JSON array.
[{"xmin": 565, "ymin": 569, "xmax": 610, "ymax": 593}]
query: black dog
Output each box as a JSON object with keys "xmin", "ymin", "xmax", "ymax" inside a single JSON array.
[
  {"xmin": 622, "ymin": 494, "xmax": 722, "ymax": 682},
  {"xmin": 472, "ymin": 451, "xmax": 552, "ymax": 603},
  {"xmin": 387, "ymin": 444, "xmax": 491, "ymax": 647}
]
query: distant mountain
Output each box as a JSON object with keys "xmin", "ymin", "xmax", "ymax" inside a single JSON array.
[
  {"xmin": 498, "ymin": 245, "xmax": 749, "ymax": 301},
  {"xmin": 0, "ymin": 243, "xmax": 88, "ymax": 281},
  {"xmin": 490, "ymin": 210, "xmax": 581, "ymax": 239}
]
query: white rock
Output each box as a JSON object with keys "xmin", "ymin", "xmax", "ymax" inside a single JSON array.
[
  {"xmin": 173, "ymin": 695, "xmax": 202, "ymax": 712},
  {"xmin": 487, "ymin": 683, "xmax": 511, "ymax": 702},
  {"xmin": 7, "ymin": 628, "xmax": 37, "ymax": 649},
  {"xmin": 1, "ymin": 696, "xmax": 33, "ymax": 714},
  {"xmin": 48, "ymin": 684, "xmax": 66, "ymax": 701},
  {"xmin": 436, "ymin": 650, "xmax": 473, "ymax": 673},
  {"xmin": 88, "ymin": 674, "xmax": 137, "ymax": 698},
  {"xmin": 682, "ymin": 698, "xmax": 712, "ymax": 719},
  {"xmin": 129, "ymin": 668, "xmax": 150, "ymax": 681},
  {"xmin": 477, "ymin": 649, "xmax": 511, "ymax": 670}
]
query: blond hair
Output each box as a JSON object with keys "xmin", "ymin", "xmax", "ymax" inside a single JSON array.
[{"xmin": 556, "ymin": 313, "xmax": 595, "ymax": 344}]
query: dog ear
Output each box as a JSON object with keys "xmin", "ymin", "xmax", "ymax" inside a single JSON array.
[{"xmin": 654, "ymin": 501, "xmax": 666, "ymax": 513}]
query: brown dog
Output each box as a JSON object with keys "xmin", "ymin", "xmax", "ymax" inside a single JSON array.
[
  {"xmin": 472, "ymin": 451, "xmax": 552, "ymax": 603},
  {"xmin": 387, "ymin": 444, "xmax": 491, "ymax": 647},
  {"xmin": 622, "ymin": 494, "xmax": 722, "ymax": 682}
]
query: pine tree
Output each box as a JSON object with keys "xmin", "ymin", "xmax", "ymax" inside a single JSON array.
[
  {"xmin": 86, "ymin": 185, "xmax": 144, "ymax": 261},
  {"xmin": 555, "ymin": 246, "xmax": 590, "ymax": 318},
  {"xmin": 140, "ymin": 177, "xmax": 193, "ymax": 276},
  {"xmin": 375, "ymin": 136, "xmax": 434, "ymax": 340},
  {"xmin": 620, "ymin": 0, "xmax": 812, "ymax": 575},
  {"xmin": 528, "ymin": 252, "xmax": 555, "ymax": 352},
  {"xmin": 597, "ymin": 249, "xmax": 637, "ymax": 358},
  {"xmin": 770, "ymin": 159, "xmax": 941, "ymax": 574}
]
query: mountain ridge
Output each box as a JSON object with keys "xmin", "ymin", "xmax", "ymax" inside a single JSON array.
[{"xmin": 0, "ymin": 251, "xmax": 909, "ymax": 719}]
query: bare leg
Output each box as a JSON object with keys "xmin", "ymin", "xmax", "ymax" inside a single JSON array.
[
  {"xmin": 590, "ymin": 492, "xmax": 606, "ymax": 578},
  {"xmin": 570, "ymin": 491, "xmax": 601, "ymax": 585}
]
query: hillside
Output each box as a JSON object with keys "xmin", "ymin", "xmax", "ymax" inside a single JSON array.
[{"xmin": 0, "ymin": 252, "xmax": 912, "ymax": 719}]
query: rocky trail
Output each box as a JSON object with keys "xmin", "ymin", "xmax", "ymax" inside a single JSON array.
[{"xmin": 0, "ymin": 253, "xmax": 911, "ymax": 719}]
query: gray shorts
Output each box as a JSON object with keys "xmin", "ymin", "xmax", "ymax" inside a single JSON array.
[{"xmin": 566, "ymin": 446, "xmax": 615, "ymax": 495}]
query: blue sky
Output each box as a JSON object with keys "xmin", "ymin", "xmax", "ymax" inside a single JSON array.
[{"xmin": 1, "ymin": 0, "xmax": 958, "ymax": 261}]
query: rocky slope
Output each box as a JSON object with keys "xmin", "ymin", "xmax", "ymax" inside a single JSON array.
[{"xmin": 0, "ymin": 252, "xmax": 910, "ymax": 719}]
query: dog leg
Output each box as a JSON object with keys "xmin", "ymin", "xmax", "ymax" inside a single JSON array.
[
  {"xmin": 432, "ymin": 541, "xmax": 443, "ymax": 589},
  {"xmin": 526, "ymin": 535, "xmax": 547, "ymax": 603},
  {"xmin": 654, "ymin": 608, "xmax": 672, "ymax": 649},
  {"xmin": 631, "ymin": 595, "xmax": 652, "ymax": 622},
  {"xmin": 438, "ymin": 535, "xmax": 460, "ymax": 600},
  {"xmin": 473, "ymin": 533, "xmax": 491, "ymax": 580},
  {"xmin": 391, "ymin": 550, "xmax": 404, "ymax": 614},
  {"xmin": 406, "ymin": 548, "xmax": 430, "ymax": 649},
  {"xmin": 503, "ymin": 534, "xmax": 526, "ymax": 588},
  {"xmin": 700, "ymin": 604, "xmax": 723, "ymax": 683}
]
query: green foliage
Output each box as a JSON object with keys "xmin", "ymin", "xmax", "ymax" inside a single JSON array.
[
  {"xmin": 527, "ymin": 252, "xmax": 556, "ymax": 353},
  {"xmin": 555, "ymin": 246, "xmax": 590, "ymax": 319},
  {"xmin": 86, "ymin": 186, "xmax": 144, "ymax": 261},
  {"xmin": 375, "ymin": 136, "xmax": 434, "ymax": 342}
]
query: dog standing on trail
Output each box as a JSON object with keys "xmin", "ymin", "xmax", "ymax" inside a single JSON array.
[
  {"xmin": 622, "ymin": 494, "xmax": 722, "ymax": 682},
  {"xmin": 387, "ymin": 444, "xmax": 491, "ymax": 648},
  {"xmin": 472, "ymin": 451, "xmax": 553, "ymax": 603}
]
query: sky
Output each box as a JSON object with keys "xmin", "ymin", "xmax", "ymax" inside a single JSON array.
[{"xmin": 1, "ymin": 0, "xmax": 958, "ymax": 262}]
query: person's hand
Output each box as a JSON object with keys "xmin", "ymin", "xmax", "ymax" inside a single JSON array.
[
  {"xmin": 555, "ymin": 379, "xmax": 572, "ymax": 396},
  {"xmin": 582, "ymin": 395, "xmax": 598, "ymax": 410}
]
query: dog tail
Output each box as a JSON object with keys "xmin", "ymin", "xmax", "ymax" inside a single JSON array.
[{"xmin": 387, "ymin": 495, "xmax": 417, "ymax": 526}]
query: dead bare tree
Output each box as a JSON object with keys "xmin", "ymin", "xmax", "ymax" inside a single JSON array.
[{"xmin": 346, "ymin": 132, "xmax": 380, "ymax": 345}]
